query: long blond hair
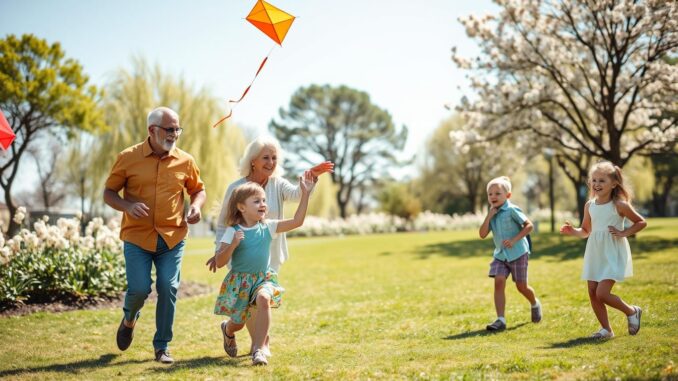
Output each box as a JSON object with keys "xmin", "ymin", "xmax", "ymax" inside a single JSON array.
[
  {"xmin": 225, "ymin": 183, "xmax": 266, "ymax": 226},
  {"xmin": 588, "ymin": 161, "xmax": 633, "ymax": 204}
]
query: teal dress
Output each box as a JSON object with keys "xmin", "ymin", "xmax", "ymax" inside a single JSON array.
[{"xmin": 214, "ymin": 220, "xmax": 285, "ymax": 323}]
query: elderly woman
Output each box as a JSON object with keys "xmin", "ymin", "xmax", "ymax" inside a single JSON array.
[{"xmin": 207, "ymin": 135, "xmax": 333, "ymax": 356}]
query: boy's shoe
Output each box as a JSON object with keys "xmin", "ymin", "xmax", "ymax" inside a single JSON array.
[
  {"xmin": 155, "ymin": 349, "xmax": 174, "ymax": 364},
  {"xmin": 531, "ymin": 302, "xmax": 542, "ymax": 323},
  {"xmin": 116, "ymin": 318, "xmax": 135, "ymax": 351},
  {"xmin": 627, "ymin": 306, "xmax": 642, "ymax": 335},
  {"xmin": 252, "ymin": 349, "xmax": 268, "ymax": 366},
  {"xmin": 221, "ymin": 321, "xmax": 238, "ymax": 358},
  {"xmin": 486, "ymin": 319, "xmax": 506, "ymax": 331},
  {"xmin": 591, "ymin": 328, "xmax": 614, "ymax": 339}
]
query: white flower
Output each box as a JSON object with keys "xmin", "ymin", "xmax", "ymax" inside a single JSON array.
[{"xmin": 13, "ymin": 206, "xmax": 27, "ymax": 224}]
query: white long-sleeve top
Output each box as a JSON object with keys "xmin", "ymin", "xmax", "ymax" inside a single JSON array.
[{"xmin": 215, "ymin": 176, "xmax": 302, "ymax": 271}]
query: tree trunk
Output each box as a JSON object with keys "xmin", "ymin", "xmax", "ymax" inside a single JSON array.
[
  {"xmin": 651, "ymin": 177, "xmax": 673, "ymax": 217},
  {"xmin": 3, "ymin": 187, "xmax": 19, "ymax": 237},
  {"xmin": 336, "ymin": 191, "xmax": 348, "ymax": 219}
]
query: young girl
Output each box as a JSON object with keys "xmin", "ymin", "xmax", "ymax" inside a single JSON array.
[
  {"xmin": 210, "ymin": 172, "xmax": 314, "ymax": 365},
  {"xmin": 560, "ymin": 161, "xmax": 646, "ymax": 339}
]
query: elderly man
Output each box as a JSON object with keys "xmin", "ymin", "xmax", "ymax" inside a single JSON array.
[{"xmin": 104, "ymin": 106, "xmax": 206, "ymax": 364}]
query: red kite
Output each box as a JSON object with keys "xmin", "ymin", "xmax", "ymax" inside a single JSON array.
[
  {"xmin": 213, "ymin": 0, "xmax": 296, "ymax": 127},
  {"xmin": 0, "ymin": 111, "xmax": 15, "ymax": 151}
]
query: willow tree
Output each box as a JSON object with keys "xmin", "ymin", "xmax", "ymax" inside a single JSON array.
[
  {"xmin": 89, "ymin": 58, "xmax": 247, "ymax": 220},
  {"xmin": 0, "ymin": 34, "xmax": 106, "ymax": 235}
]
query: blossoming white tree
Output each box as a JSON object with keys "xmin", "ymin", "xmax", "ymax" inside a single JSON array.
[{"xmin": 453, "ymin": 0, "xmax": 677, "ymax": 218}]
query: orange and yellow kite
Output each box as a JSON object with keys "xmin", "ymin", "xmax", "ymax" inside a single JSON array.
[{"xmin": 213, "ymin": 0, "xmax": 295, "ymax": 127}]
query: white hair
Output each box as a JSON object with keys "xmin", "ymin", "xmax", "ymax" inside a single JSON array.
[
  {"xmin": 147, "ymin": 107, "xmax": 178, "ymax": 127},
  {"xmin": 238, "ymin": 135, "xmax": 285, "ymax": 177},
  {"xmin": 487, "ymin": 176, "xmax": 512, "ymax": 193}
]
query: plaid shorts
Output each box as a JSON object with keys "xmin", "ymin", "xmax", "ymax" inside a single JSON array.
[{"xmin": 488, "ymin": 253, "xmax": 529, "ymax": 283}]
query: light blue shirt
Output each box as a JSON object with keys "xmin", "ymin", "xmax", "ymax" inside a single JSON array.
[
  {"xmin": 220, "ymin": 220, "xmax": 279, "ymax": 273},
  {"xmin": 489, "ymin": 200, "xmax": 530, "ymax": 262}
]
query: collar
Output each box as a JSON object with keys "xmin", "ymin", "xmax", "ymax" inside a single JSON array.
[
  {"xmin": 498, "ymin": 200, "xmax": 511, "ymax": 211},
  {"xmin": 142, "ymin": 137, "xmax": 179, "ymax": 158}
]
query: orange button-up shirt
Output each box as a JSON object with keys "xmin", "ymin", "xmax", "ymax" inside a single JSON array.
[{"xmin": 105, "ymin": 138, "xmax": 205, "ymax": 251}]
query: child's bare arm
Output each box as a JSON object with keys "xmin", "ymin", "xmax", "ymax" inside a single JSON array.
[
  {"xmin": 609, "ymin": 201, "xmax": 647, "ymax": 238},
  {"xmin": 277, "ymin": 173, "xmax": 314, "ymax": 233},
  {"xmin": 212, "ymin": 231, "xmax": 244, "ymax": 268},
  {"xmin": 479, "ymin": 207, "xmax": 498, "ymax": 239},
  {"xmin": 560, "ymin": 203, "xmax": 591, "ymax": 238}
]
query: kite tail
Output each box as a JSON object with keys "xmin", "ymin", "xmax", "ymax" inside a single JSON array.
[{"xmin": 213, "ymin": 47, "xmax": 275, "ymax": 128}]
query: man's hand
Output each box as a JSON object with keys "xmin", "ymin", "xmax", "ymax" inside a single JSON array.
[
  {"xmin": 187, "ymin": 205, "xmax": 202, "ymax": 224},
  {"xmin": 126, "ymin": 202, "xmax": 150, "ymax": 219}
]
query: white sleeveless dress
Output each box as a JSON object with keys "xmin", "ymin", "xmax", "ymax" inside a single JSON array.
[{"xmin": 582, "ymin": 201, "xmax": 633, "ymax": 282}]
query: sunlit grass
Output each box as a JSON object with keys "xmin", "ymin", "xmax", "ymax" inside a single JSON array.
[{"xmin": 1, "ymin": 218, "xmax": 676, "ymax": 380}]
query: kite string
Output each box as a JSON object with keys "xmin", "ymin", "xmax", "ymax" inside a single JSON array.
[{"xmin": 212, "ymin": 45, "xmax": 277, "ymax": 128}]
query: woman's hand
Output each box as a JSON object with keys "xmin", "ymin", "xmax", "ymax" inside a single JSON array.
[{"xmin": 309, "ymin": 161, "xmax": 334, "ymax": 182}]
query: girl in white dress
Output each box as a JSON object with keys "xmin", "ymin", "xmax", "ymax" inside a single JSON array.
[{"xmin": 560, "ymin": 161, "xmax": 647, "ymax": 339}]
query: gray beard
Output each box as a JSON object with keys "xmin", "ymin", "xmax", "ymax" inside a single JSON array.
[{"xmin": 161, "ymin": 140, "xmax": 176, "ymax": 152}]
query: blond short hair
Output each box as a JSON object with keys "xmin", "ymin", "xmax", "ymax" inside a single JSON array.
[{"xmin": 487, "ymin": 176, "xmax": 512, "ymax": 193}]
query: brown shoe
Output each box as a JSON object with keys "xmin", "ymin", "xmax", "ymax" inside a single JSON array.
[
  {"xmin": 221, "ymin": 320, "xmax": 237, "ymax": 357},
  {"xmin": 116, "ymin": 318, "xmax": 135, "ymax": 351},
  {"xmin": 155, "ymin": 349, "xmax": 174, "ymax": 364}
]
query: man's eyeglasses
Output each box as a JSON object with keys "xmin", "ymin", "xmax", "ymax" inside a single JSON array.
[{"xmin": 151, "ymin": 125, "xmax": 184, "ymax": 135}]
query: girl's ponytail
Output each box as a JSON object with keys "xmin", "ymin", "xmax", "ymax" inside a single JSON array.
[{"xmin": 612, "ymin": 165, "xmax": 632, "ymax": 204}]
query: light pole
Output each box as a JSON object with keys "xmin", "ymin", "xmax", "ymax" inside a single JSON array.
[{"xmin": 543, "ymin": 148, "xmax": 555, "ymax": 233}]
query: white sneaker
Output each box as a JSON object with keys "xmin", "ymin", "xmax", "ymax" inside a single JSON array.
[
  {"xmin": 252, "ymin": 349, "xmax": 268, "ymax": 366},
  {"xmin": 591, "ymin": 328, "xmax": 614, "ymax": 339},
  {"xmin": 627, "ymin": 306, "xmax": 642, "ymax": 335}
]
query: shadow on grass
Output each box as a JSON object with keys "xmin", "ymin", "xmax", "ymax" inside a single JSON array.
[
  {"xmin": 0, "ymin": 353, "xmax": 248, "ymax": 378},
  {"xmin": 415, "ymin": 233, "xmax": 677, "ymax": 262},
  {"xmin": 152, "ymin": 355, "xmax": 248, "ymax": 373},
  {"xmin": 545, "ymin": 336, "xmax": 608, "ymax": 348},
  {"xmin": 0, "ymin": 353, "xmax": 123, "ymax": 377},
  {"xmin": 444, "ymin": 322, "xmax": 528, "ymax": 340}
]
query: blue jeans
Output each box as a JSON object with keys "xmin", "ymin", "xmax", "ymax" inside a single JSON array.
[{"xmin": 123, "ymin": 236, "xmax": 184, "ymax": 351}]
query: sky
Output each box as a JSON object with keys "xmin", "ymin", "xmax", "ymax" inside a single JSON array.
[{"xmin": 1, "ymin": 0, "xmax": 498, "ymax": 190}]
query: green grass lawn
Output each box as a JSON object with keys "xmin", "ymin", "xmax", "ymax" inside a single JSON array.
[{"xmin": 1, "ymin": 218, "xmax": 677, "ymax": 380}]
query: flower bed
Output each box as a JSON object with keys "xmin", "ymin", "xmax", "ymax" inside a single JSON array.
[
  {"xmin": 287, "ymin": 209, "xmax": 576, "ymax": 237},
  {"xmin": 0, "ymin": 208, "xmax": 125, "ymax": 306}
]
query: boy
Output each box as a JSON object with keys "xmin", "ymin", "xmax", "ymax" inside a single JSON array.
[{"xmin": 479, "ymin": 176, "xmax": 542, "ymax": 331}]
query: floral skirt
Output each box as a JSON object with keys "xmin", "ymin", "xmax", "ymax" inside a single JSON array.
[{"xmin": 214, "ymin": 269, "xmax": 284, "ymax": 324}]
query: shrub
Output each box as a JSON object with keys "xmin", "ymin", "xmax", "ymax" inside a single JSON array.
[
  {"xmin": 287, "ymin": 209, "xmax": 576, "ymax": 238},
  {"xmin": 0, "ymin": 208, "xmax": 125, "ymax": 306}
]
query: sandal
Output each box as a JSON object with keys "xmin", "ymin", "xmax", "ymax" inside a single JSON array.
[
  {"xmin": 591, "ymin": 328, "xmax": 614, "ymax": 339},
  {"xmin": 627, "ymin": 306, "xmax": 642, "ymax": 335},
  {"xmin": 221, "ymin": 320, "xmax": 238, "ymax": 357}
]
